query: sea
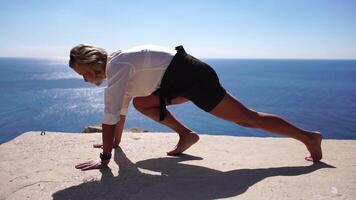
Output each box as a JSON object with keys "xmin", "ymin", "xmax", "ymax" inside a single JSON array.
[{"xmin": 0, "ymin": 57, "xmax": 355, "ymax": 144}]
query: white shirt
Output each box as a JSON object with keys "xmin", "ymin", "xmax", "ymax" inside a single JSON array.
[{"xmin": 103, "ymin": 45, "xmax": 176, "ymax": 125}]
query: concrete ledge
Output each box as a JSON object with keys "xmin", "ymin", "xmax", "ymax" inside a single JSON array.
[{"xmin": 0, "ymin": 132, "xmax": 355, "ymax": 200}]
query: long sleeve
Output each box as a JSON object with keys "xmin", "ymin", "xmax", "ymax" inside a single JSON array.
[
  {"xmin": 103, "ymin": 63, "xmax": 133, "ymax": 125},
  {"xmin": 120, "ymin": 93, "xmax": 132, "ymax": 115}
]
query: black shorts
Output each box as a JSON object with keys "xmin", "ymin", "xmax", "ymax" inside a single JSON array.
[{"xmin": 157, "ymin": 46, "xmax": 226, "ymax": 120}]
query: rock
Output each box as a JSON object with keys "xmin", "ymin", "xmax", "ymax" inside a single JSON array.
[
  {"xmin": 82, "ymin": 126, "xmax": 102, "ymax": 133},
  {"xmin": 82, "ymin": 126, "xmax": 149, "ymax": 133},
  {"xmin": 125, "ymin": 128, "xmax": 149, "ymax": 133}
]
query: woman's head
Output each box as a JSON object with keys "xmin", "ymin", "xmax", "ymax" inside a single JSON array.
[{"xmin": 69, "ymin": 44, "xmax": 107, "ymax": 85}]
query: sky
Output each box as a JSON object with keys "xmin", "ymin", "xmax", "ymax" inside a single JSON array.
[{"xmin": 0, "ymin": 0, "xmax": 355, "ymax": 59}]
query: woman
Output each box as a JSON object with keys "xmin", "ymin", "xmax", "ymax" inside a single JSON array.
[{"xmin": 70, "ymin": 44, "xmax": 322, "ymax": 171}]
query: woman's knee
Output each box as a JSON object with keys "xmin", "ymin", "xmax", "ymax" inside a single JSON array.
[
  {"xmin": 132, "ymin": 97, "xmax": 144, "ymax": 110},
  {"xmin": 132, "ymin": 96, "xmax": 160, "ymax": 111}
]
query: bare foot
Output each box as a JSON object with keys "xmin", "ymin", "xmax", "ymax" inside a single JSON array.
[
  {"xmin": 93, "ymin": 143, "xmax": 119, "ymax": 149},
  {"xmin": 167, "ymin": 132, "xmax": 200, "ymax": 156},
  {"xmin": 304, "ymin": 131, "xmax": 323, "ymax": 162}
]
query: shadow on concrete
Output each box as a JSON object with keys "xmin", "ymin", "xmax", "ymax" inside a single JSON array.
[{"xmin": 53, "ymin": 147, "xmax": 335, "ymax": 200}]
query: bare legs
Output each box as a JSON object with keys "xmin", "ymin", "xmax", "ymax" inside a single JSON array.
[
  {"xmin": 133, "ymin": 95, "xmax": 199, "ymax": 156},
  {"xmin": 209, "ymin": 92, "xmax": 322, "ymax": 161},
  {"xmin": 133, "ymin": 92, "xmax": 322, "ymax": 161}
]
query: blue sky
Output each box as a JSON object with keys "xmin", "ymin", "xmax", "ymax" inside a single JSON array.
[{"xmin": 0, "ymin": 0, "xmax": 355, "ymax": 59}]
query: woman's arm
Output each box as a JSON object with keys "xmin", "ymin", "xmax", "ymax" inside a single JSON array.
[
  {"xmin": 114, "ymin": 115, "xmax": 126, "ymax": 146},
  {"xmin": 100, "ymin": 116, "xmax": 126, "ymax": 165},
  {"xmin": 75, "ymin": 123, "xmax": 115, "ymax": 170},
  {"xmin": 102, "ymin": 123, "xmax": 116, "ymax": 158},
  {"xmin": 93, "ymin": 115, "xmax": 127, "ymax": 149},
  {"xmin": 75, "ymin": 116, "xmax": 125, "ymax": 171}
]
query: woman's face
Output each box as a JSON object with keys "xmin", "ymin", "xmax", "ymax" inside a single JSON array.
[{"xmin": 73, "ymin": 63, "xmax": 105, "ymax": 86}]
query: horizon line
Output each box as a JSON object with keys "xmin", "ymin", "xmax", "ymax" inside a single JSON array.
[{"xmin": 0, "ymin": 56, "xmax": 356, "ymax": 61}]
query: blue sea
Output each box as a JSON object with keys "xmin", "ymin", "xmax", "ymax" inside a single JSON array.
[{"xmin": 1, "ymin": 57, "xmax": 355, "ymax": 143}]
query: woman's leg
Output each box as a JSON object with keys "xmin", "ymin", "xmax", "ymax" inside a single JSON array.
[
  {"xmin": 209, "ymin": 92, "xmax": 322, "ymax": 161},
  {"xmin": 133, "ymin": 95, "xmax": 199, "ymax": 156}
]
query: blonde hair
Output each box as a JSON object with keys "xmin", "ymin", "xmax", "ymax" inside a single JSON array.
[{"xmin": 69, "ymin": 44, "xmax": 107, "ymax": 76}]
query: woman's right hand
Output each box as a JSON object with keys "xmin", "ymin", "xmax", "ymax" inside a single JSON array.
[{"xmin": 75, "ymin": 159, "xmax": 109, "ymax": 171}]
